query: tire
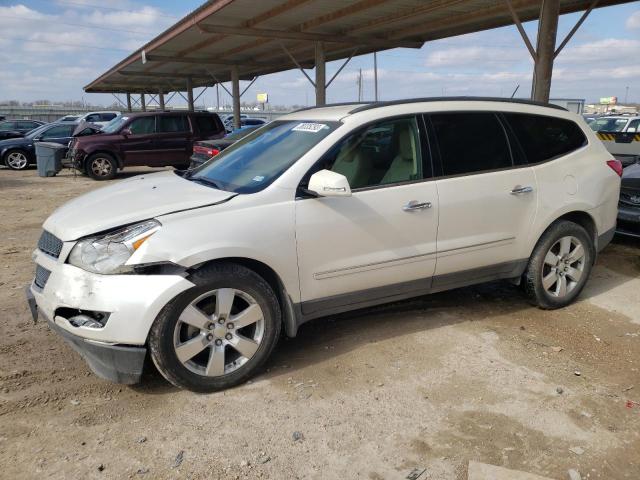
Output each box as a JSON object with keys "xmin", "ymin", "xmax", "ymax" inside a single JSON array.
[
  {"xmin": 523, "ymin": 220, "xmax": 594, "ymax": 309},
  {"xmin": 4, "ymin": 149, "xmax": 31, "ymax": 170},
  {"xmin": 148, "ymin": 262, "xmax": 281, "ymax": 392},
  {"xmin": 85, "ymin": 153, "xmax": 117, "ymax": 180}
]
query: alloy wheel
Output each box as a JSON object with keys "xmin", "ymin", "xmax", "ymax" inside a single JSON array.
[
  {"xmin": 541, "ymin": 235, "xmax": 586, "ymax": 298},
  {"xmin": 172, "ymin": 288, "xmax": 265, "ymax": 377},
  {"xmin": 7, "ymin": 152, "xmax": 27, "ymax": 169},
  {"xmin": 90, "ymin": 157, "xmax": 112, "ymax": 177}
]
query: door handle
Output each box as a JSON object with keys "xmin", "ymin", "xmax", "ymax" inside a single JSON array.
[
  {"xmin": 403, "ymin": 200, "xmax": 432, "ymax": 211},
  {"xmin": 510, "ymin": 185, "xmax": 534, "ymax": 195}
]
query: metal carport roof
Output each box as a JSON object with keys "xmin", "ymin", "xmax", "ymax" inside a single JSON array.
[{"xmin": 84, "ymin": 0, "xmax": 631, "ymax": 94}]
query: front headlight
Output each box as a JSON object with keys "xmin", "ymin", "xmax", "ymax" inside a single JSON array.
[{"xmin": 68, "ymin": 219, "xmax": 161, "ymax": 274}]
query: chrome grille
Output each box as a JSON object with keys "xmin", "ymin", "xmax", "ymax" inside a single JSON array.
[
  {"xmin": 34, "ymin": 265, "xmax": 51, "ymax": 289},
  {"xmin": 38, "ymin": 230, "xmax": 63, "ymax": 258}
]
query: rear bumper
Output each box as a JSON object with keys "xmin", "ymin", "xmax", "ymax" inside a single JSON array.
[
  {"xmin": 617, "ymin": 205, "xmax": 640, "ymax": 237},
  {"xmin": 26, "ymin": 287, "xmax": 146, "ymax": 384}
]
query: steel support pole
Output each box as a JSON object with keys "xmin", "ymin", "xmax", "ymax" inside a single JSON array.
[
  {"xmin": 315, "ymin": 42, "xmax": 326, "ymax": 106},
  {"xmin": 532, "ymin": 0, "xmax": 560, "ymax": 103},
  {"xmin": 159, "ymin": 91, "xmax": 165, "ymax": 110},
  {"xmin": 186, "ymin": 77, "xmax": 194, "ymax": 111},
  {"xmin": 231, "ymin": 66, "xmax": 241, "ymax": 130},
  {"xmin": 374, "ymin": 52, "xmax": 378, "ymax": 101},
  {"xmin": 126, "ymin": 93, "xmax": 132, "ymax": 112},
  {"xmin": 140, "ymin": 93, "xmax": 146, "ymax": 112}
]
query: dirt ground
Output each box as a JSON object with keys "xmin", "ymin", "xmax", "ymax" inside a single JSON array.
[{"xmin": 1, "ymin": 166, "xmax": 639, "ymax": 480}]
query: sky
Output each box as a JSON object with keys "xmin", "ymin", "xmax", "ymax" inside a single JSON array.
[{"xmin": 0, "ymin": 0, "xmax": 638, "ymax": 107}]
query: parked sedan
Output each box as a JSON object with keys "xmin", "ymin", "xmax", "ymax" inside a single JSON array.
[
  {"xmin": 189, "ymin": 126, "xmax": 260, "ymax": 169},
  {"xmin": 0, "ymin": 119, "xmax": 45, "ymax": 140},
  {"xmin": 617, "ymin": 163, "xmax": 640, "ymax": 238},
  {"xmin": 1, "ymin": 123, "xmax": 76, "ymax": 170}
]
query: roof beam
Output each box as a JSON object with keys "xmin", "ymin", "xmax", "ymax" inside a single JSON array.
[
  {"xmin": 144, "ymin": 53, "xmax": 313, "ymax": 69},
  {"xmin": 197, "ymin": 23, "xmax": 422, "ymax": 49},
  {"xmin": 118, "ymin": 71, "xmax": 212, "ymax": 80}
]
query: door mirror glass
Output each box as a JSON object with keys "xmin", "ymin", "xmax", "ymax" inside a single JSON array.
[
  {"xmin": 308, "ymin": 169, "xmax": 352, "ymax": 197},
  {"xmin": 121, "ymin": 128, "xmax": 132, "ymax": 136}
]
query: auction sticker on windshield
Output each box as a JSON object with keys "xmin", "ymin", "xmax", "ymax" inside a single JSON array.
[{"xmin": 292, "ymin": 123, "xmax": 329, "ymax": 133}]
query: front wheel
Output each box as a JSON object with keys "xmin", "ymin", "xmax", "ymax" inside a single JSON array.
[
  {"xmin": 148, "ymin": 263, "xmax": 281, "ymax": 392},
  {"xmin": 523, "ymin": 220, "xmax": 594, "ymax": 309},
  {"xmin": 85, "ymin": 153, "xmax": 117, "ymax": 180},
  {"xmin": 4, "ymin": 150, "xmax": 30, "ymax": 170}
]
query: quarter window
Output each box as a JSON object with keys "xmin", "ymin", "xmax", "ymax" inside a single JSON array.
[
  {"xmin": 323, "ymin": 117, "xmax": 424, "ymax": 189},
  {"xmin": 430, "ymin": 112, "xmax": 512, "ymax": 176},
  {"xmin": 194, "ymin": 115, "xmax": 221, "ymax": 135},
  {"xmin": 158, "ymin": 115, "xmax": 188, "ymax": 133},
  {"xmin": 504, "ymin": 113, "xmax": 587, "ymax": 163},
  {"xmin": 99, "ymin": 113, "xmax": 117, "ymax": 122},
  {"xmin": 128, "ymin": 116, "xmax": 156, "ymax": 135}
]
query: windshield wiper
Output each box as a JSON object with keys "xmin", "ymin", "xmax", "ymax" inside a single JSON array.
[{"xmin": 188, "ymin": 176, "xmax": 224, "ymax": 190}]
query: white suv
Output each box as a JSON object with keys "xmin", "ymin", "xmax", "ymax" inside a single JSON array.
[{"xmin": 27, "ymin": 98, "xmax": 621, "ymax": 392}]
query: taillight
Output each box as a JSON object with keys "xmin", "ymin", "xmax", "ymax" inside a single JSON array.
[
  {"xmin": 606, "ymin": 159, "xmax": 623, "ymax": 177},
  {"xmin": 193, "ymin": 145, "xmax": 221, "ymax": 158}
]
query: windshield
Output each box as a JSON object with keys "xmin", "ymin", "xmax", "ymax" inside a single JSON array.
[
  {"xmin": 589, "ymin": 118, "xmax": 628, "ymax": 132},
  {"xmin": 189, "ymin": 120, "xmax": 340, "ymax": 193},
  {"xmin": 25, "ymin": 124, "xmax": 52, "ymax": 139},
  {"xmin": 101, "ymin": 116, "xmax": 129, "ymax": 134}
]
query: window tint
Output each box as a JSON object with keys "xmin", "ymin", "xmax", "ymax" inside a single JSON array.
[
  {"xmin": 41, "ymin": 125, "xmax": 74, "ymax": 139},
  {"xmin": 244, "ymin": 119, "xmax": 265, "ymax": 126},
  {"xmin": 322, "ymin": 117, "xmax": 423, "ymax": 189},
  {"xmin": 158, "ymin": 115, "xmax": 188, "ymax": 133},
  {"xmin": 100, "ymin": 113, "xmax": 117, "ymax": 121},
  {"xmin": 504, "ymin": 113, "xmax": 587, "ymax": 163},
  {"xmin": 431, "ymin": 112, "xmax": 512, "ymax": 176},
  {"xmin": 85, "ymin": 114, "xmax": 101, "ymax": 123},
  {"xmin": 194, "ymin": 115, "xmax": 220, "ymax": 135},
  {"xmin": 0, "ymin": 122, "xmax": 15, "ymax": 131},
  {"xmin": 128, "ymin": 116, "xmax": 155, "ymax": 135},
  {"xmin": 590, "ymin": 117, "xmax": 628, "ymax": 132}
]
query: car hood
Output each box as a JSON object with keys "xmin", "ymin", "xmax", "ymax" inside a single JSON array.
[
  {"xmin": 43, "ymin": 171, "xmax": 237, "ymax": 241},
  {"xmin": 0, "ymin": 136, "xmax": 29, "ymax": 148}
]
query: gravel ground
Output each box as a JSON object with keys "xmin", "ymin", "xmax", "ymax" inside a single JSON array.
[{"xmin": 1, "ymin": 167, "xmax": 639, "ymax": 480}]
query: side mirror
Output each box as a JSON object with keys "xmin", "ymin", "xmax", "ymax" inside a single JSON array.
[
  {"xmin": 308, "ymin": 169, "xmax": 352, "ymax": 197},
  {"xmin": 627, "ymin": 127, "xmax": 636, "ymax": 133},
  {"xmin": 121, "ymin": 128, "xmax": 132, "ymax": 136}
]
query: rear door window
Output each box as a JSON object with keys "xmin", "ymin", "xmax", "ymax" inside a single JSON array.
[
  {"xmin": 503, "ymin": 113, "xmax": 587, "ymax": 163},
  {"xmin": 158, "ymin": 115, "xmax": 188, "ymax": 133},
  {"xmin": 18, "ymin": 121, "xmax": 40, "ymax": 130},
  {"xmin": 0, "ymin": 122, "xmax": 16, "ymax": 131},
  {"xmin": 128, "ymin": 116, "xmax": 156, "ymax": 135},
  {"xmin": 85, "ymin": 114, "xmax": 101, "ymax": 123},
  {"xmin": 430, "ymin": 112, "xmax": 512, "ymax": 176},
  {"xmin": 194, "ymin": 115, "xmax": 222, "ymax": 135}
]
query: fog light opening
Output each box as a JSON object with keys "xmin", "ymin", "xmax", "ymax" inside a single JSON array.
[{"xmin": 54, "ymin": 308, "xmax": 110, "ymax": 329}]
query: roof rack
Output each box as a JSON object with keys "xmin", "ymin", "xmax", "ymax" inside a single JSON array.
[
  {"xmin": 348, "ymin": 96, "xmax": 567, "ymax": 114},
  {"xmin": 291, "ymin": 101, "xmax": 371, "ymax": 114}
]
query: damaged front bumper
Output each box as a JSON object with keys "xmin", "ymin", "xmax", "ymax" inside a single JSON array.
[
  {"xmin": 27, "ymin": 287, "xmax": 146, "ymax": 384},
  {"xmin": 28, "ymin": 246, "xmax": 195, "ymax": 384}
]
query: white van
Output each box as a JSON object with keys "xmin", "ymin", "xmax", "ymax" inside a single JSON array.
[{"xmin": 27, "ymin": 98, "xmax": 621, "ymax": 392}]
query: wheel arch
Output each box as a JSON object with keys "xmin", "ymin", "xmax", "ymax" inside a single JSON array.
[
  {"xmin": 532, "ymin": 210, "xmax": 598, "ymax": 263},
  {"xmin": 190, "ymin": 257, "xmax": 299, "ymax": 338}
]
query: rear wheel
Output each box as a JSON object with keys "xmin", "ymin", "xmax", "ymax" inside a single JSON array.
[
  {"xmin": 149, "ymin": 263, "xmax": 281, "ymax": 392},
  {"xmin": 523, "ymin": 220, "xmax": 594, "ymax": 309},
  {"xmin": 4, "ymin": 150, "xmax": 30, "ymax": 170},
  {"xmin": 85, "ymin": 153, "xmax": 117, "ymax": 180}
]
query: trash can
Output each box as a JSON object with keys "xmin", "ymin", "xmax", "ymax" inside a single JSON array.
[{"xmin": 35, "ymin": 142, "xmax": 67, "ymax": 177}]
